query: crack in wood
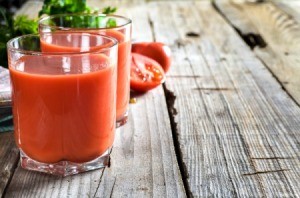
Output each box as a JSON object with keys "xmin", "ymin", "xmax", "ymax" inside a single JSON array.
[
  {"xmin": 92, "ymin": 169, "xmax": 105, "ymax": 198},
  {"xmin": 266, "ymin": 143, "xmax": 297, "ymax": 196},
  {"xmin": 192, "ymin": 87, "xmax": 235, "ymax": 91},
  {"xmin": 148, "ymin": 15, "xmax": 156, "ymax": 42},
  {"xmin": 212, "ymin": 1, "xmax": 267, "ymax": 50},
  {"xmin": 148, "ymin": 9, "xmax": 190, "ymax": 197},
  {"xmin": 109, "ymin": 177, "xmax": 116, "ymax": 198},
  {"xmin": 168, "ymin": 75, "xmax": 202, "ymax": 79},
  {"xmin": 163, "ymin": 84, "xmax": 192, "ymax": 198},
  {"xmin": 241, "ymin": 33, "xmax": 267, "ymax": 50},
  {"xmin": 242, "ymin": 169, "xmax": 290, "ymax": 176},
  {"xmin": 164, "ymin": 85, "xmax": 178, "ymax": 117},
  {"xmin": 175, "ymin": 39, "xmax": 190, "ymax": 47},
  {"xmin": 251, "ymin": 157, "xmax": 296, "ymax": 160},
  {"xmin": 186, "ymin": 32, "xmax": 200, "ymax": 37},
  {"xmin": 254, "ymin": 54, "xmax": 300, "ymax": 108},
  {"xmin": 245, "ymin": 0, "xmax": 265, "ymax": 4}
]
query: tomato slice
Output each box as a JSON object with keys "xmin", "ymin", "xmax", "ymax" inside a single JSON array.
[
  {"xmin": 132, "ymin": 42, "xmax": 172, "ymax": 73},
  {"xmin": 130, "ymin": 53, "xmax": 165, "ymax": 92}
]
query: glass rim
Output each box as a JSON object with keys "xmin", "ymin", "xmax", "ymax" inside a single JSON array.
[
  {"xmin": 38, "ymin": 13, "xmax": 132, "ymax": 31},
  {"xmin": 7, "ymin": 33, "xmax": 118, "ymax": 56}
]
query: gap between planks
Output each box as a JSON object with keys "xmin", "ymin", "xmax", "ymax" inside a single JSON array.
[{"xmin": 148, "ymin": 8, "xmax": 192, "ymax": 197}]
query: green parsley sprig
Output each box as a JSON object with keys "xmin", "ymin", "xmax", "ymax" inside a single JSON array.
[
  {"xmin": 38, "ymin": 0, "xmax": 91, "ymax": 17},
  {"xmin": 102, "ymin": 6, "xmax": 117, "ymax": 15}
]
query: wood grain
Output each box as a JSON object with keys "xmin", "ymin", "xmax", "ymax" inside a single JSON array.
[
  {"xmin": 3, "ymin": 1, "xmax": 185, "ymax": 198},
  {"xmin": 215, "ymin": 0, "xmax": 300, "ymax": 105},
  {"xmin": 0, "ymin": 132, "xmax": 19, "ymax": 197},
  {"xmin": 275, "ymin": 1, "xmax": 300, "ymax": 24},
  {"xmin": 149, "ymin": 1, "xmax": 300, "ymax": 197}
]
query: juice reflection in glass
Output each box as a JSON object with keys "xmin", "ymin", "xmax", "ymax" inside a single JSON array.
[
  {"xmin": 7, "ymin": 33, "xmax": 118, "ymax": 176},
  {"xmin": 39, "ymin": 14, "xmax": 132, "ymax": 127}
]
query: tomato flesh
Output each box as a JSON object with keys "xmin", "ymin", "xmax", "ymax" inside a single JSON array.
[
  {"xmin": 132, "ymin": 42, "xmax": 172, "ymax": 73},
  {"xmin": 130, "ymin": 53, "xmax": 165, "ymax": 92}
]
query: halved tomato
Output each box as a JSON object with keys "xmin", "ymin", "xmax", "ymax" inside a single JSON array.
[
  {"xmin": 130, "ymin": 53, "xmax": 165, "ymax": 92},
  {"xmin": 132, "ymin": 42, "xmax": 172, "ymax": 73}
]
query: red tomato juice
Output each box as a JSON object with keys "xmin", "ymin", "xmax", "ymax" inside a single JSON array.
[
  {"xmin": 10, "ymin": 54, "xmax": 116, "ymax": 163},
  {"xmin": 114, "ymin": 35, "xmax": 131, "ymax": 120},
  {"xmin": 41, "ymin": 31, "xmax": 131, "ymax": 121}
]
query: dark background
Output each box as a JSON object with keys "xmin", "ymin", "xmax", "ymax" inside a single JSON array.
[{"xmin": 0, "ymin": 0, "xmax": 28, "ymax": 12}]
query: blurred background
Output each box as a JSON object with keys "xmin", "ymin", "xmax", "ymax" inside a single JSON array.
[{"xmin": 0, "ymin": 0, "xmax": 28, "ymax": 12}]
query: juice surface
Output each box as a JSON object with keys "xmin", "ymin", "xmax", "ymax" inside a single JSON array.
[
  {"xmin": 41, "ymin": 31, "xmax": 131, "ymax": 121},
  {"xmin": 10, "ymin": 54, "xmax": 116, "ymax": 163}
]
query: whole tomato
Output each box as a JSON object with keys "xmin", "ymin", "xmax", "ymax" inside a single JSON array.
[{"xmin": 132, "ymin": 42, "xmax": 172, "ymax": 73}]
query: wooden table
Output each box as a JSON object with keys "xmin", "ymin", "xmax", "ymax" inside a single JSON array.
[{"xmin": 1, "ymin": 0, "xmax": 300, "ymax": 197}]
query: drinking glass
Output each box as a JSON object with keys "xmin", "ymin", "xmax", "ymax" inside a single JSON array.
[
  {"xmin": 7, "ymin": 33, "xmax": 118, "ymax": 176},
  {"xmin": 39, "ymin": 14, "xmax": 132, "ymax": 127}
]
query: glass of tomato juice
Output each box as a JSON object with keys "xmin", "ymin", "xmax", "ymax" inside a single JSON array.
[
  {"xmin": 7, "ymin": 33, "xmax": 118, "ymax": 176},
  {"xmin": 39, "ymin": 14, "xmax": 132, "ymax": 127}
]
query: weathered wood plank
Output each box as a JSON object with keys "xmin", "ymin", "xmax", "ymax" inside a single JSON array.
[
  {"xmin": 3, "ymin": 1, "xmax": 185, "ymax": 197},
  {"xmin": 213, "ymin": 4, "xmax": 300, "ymax": 195},
  {"xmin": 149, "ymin": 1, "xmax": 300, "ymax": 197},
  {"xmin": 0, "ymin": 132, "xmax": 19, "ymax": 196},
  {"xmin": 274, "ymin": 1, "xmax": 300, "ymax": 24},
  {"xmin": 195, "ymin": 2, "xmax": 300, "ymax": 196},
  {"xmin": 215, "ymin": 0, "xmax": 300, "ymax": 105}
]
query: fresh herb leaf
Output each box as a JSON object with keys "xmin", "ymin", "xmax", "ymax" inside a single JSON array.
[
  {"xmin": 39, "ymin": 1, "xmax": 118, "ymax": 28},
  {"xmin": 102, "ymin": 6, "xmax": 117, "ymax": 15},
  {"xmin": 39, "ymin": 0, "xmax": 91, "ymax": 17},
  {"xmin": 102, "ymin": 7, "xmax": 118, "ymax": 28},
  {"xmin": 106, "ymin": 18, "xmax": 117, "ymax": 28},
  {"xmin": 14, "ymin": 15, "xmax": 38, "ymax": 35}
]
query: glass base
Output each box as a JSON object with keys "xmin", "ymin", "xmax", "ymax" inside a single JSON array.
[
  {"xmin": 20, "ymin": 148, "xmax": 111, "ymax": 176},
  {"xmin": 116, "ymin": 110, "xmax": 128, "ymax": 128}
]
